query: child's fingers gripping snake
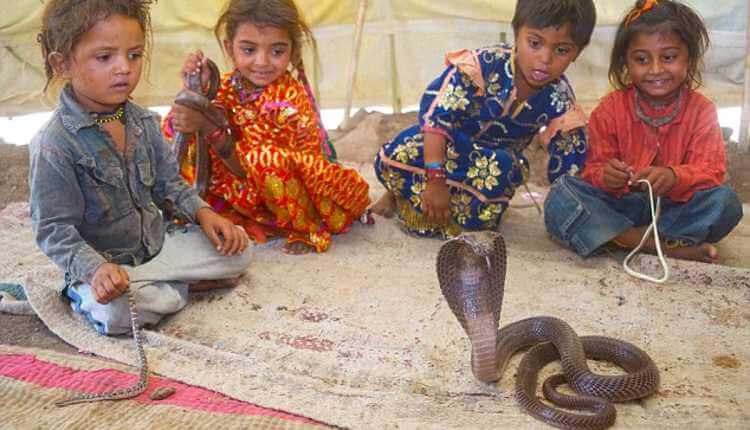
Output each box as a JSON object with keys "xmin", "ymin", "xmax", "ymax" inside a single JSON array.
[
  {"xmin": 171, "ymin": 59, "xmax": 223, "ymax": 196},
  {"xmin": 55, "ymin": 289, "xmax": 149, "ymax": 407}
]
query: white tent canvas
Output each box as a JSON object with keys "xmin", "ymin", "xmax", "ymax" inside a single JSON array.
[{"xmin": 0, "ymin": 0, "xmax": 747, "ymax": 117}]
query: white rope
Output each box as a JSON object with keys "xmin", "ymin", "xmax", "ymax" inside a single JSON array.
[{"xmin": 622, "ymin": 179, "xmax": 670, "ymax": 284}]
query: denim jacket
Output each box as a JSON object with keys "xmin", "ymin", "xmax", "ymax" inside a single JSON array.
[{"xmin": 29, "ymin": 86, "xmax": 208, "ymax": 292}]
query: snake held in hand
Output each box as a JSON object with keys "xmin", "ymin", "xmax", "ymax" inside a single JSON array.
[
  {"xmin": 437, "ymin": 232, "xmax": 660, "ymax": 430},
  {"xmin": 172, "ymin": 59, "xmax": 225, "ymax": 196}
]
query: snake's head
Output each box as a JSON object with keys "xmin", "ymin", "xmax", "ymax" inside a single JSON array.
[{"xmin": 455, "ymin": 232, "xmax": 497, "ymax": 257}]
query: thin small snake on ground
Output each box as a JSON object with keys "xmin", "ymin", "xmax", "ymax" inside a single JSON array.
[
  {"xmin": 55, "ymin": 289, "xmax": 149, "ymax": 406},
  {"xmin": 437, "ymin": 232, "xmax": 660, "ymax": 430}
]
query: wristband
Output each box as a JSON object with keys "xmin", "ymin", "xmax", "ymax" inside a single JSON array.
[{"xmin": 424, "ymin": 161, "xmax": 445, "ymax": 169}]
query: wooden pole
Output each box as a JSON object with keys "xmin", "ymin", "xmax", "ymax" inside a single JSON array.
[
  {"xmin": 312, "ymin": 50, "xmax": 321, "ymax": 104},
  {"xmin": 739, "ymin": 1, "xmax": 750, "ymax": 151},
  {"xmin": 344, "ymin": 0, "xmax": 368, "ymax": 122},
  {"xmin": 389, "ymin": 33, "xmax": 402, "ymax": 114}
]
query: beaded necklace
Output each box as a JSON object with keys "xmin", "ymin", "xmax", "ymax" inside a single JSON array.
[
  {"xmin": 229, "ymin": 70, "xmax": 264, "ymax": 104},
  {"xmin": 634, "ymin": 88, "xmax": 683, "ymax": 128},
  {"xmin": 91, "ymin": 106, "xmax": 125, "ymax": 125}
]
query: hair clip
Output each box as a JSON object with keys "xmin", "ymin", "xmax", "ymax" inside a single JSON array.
[{"xmin": 625, "ymin": 0, "xmax": 659, "ymax": 27}]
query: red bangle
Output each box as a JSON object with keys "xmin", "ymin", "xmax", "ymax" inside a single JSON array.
[
  {"xmin": 205, "ymin": 126, "xmax": 226, "ymax": 143},
  {"xmin": 206, "ymin": 126, "xmax": 235, "ymax": 159},
  {"xmin": 426, "ymin": 167, "xmax": 447, "ymax": 181}
]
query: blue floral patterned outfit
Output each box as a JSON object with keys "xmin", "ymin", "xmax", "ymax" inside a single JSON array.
[{"xmin": 374, "ymin": 44, "xmax": 588, "ymax": 237}]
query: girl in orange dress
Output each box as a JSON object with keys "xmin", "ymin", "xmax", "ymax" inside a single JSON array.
[{"xmin": 165, "ymin": 0, "xmax": 370, "ymax": 254}]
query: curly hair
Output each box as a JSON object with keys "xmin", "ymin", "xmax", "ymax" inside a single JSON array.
[
  {"xmin": 214, "ymin": 0, "xmax": 314, "ymax": 71},
  {"xmin": 38, "ymin": 0, "xmax": 155, "ymax": 91},
  {"xmin": 609, "ymin": 0, "xmax": 710, "ymax": 90}
]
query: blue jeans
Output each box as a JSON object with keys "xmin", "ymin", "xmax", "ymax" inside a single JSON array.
[{"xmin": 544, "ymin": 175, "xmax": 744, "ymax": 257}]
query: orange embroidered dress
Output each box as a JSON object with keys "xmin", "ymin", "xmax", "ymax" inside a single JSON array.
[{"xmin": 164, "ymin": 71, "xmax": 370, "ymax": 252}]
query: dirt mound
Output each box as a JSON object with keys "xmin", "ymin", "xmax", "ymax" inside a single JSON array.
[
  {"xmin": 0, "ymin": 140, "xmax": 29, "ymax": 210},
  {"xmin": 726, "ymin": 148, "xmax": 750, "ymax": 203},
  {"xmin": 330, "ymin": 109, "xmax": 417, "ymax": 164}
]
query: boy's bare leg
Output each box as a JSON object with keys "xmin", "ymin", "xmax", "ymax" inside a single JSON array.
[
  {"xmin": 613, "ymin": 227, "xmax": 718, "ymax": 263},
  {"xmin": 188, "ymin": 277, "xmax": 242, "ymax": 292},
  {"xmin": 370, "ymin": 191, "xmax": 396, "ymax": 218}
]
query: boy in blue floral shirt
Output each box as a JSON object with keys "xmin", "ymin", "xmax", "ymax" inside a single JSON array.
[{"xmin": 372, "ymin": 0, "xmax": 596, "ymax": 238}]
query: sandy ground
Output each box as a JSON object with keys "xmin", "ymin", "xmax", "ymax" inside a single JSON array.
[
  {"xmin": 0, "ymin": 112, "xmax": 748, "ymax": 354},
  {"xmin": 1, "ymin": 113, "xmax": 749, "ymax": 428}
]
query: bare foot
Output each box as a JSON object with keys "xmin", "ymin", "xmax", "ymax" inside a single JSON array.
[
  {"xmin": 613, "ymin": 228, "xmax": 719, "ymax": 263},
  {"xmin": 358, "ymin": 209, "xmax": 375, "ymax": 225},
  {"xmin": 664, "ymin": 243, "xmax": 719, "ymax": 264},
  {"xmin": 283, "ymin": 240, "xmax": 314, "ymax": 255},
  {"xmin": 188, "ymin": 277, "xmax": 242, "ymax": 292},
  {"xmin": 370, "ymin": 191, "xmax": 396, "ymax": 218}
]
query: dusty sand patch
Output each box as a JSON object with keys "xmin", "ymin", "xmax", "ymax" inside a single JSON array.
[
  {"xmin": 2, "ymin": 112, "xmax": 749, "ymax": 429},
  {"xmin": 0, "ymin": 138, "xmax": 29, "ymax": 210}
]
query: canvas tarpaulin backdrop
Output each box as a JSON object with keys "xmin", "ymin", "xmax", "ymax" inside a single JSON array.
[{"xmin": 0, "ymin": 0, "xmax": 746, "ymax": 117}]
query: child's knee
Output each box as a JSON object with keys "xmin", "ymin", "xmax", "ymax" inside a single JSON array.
[
  {"xmin": 715, "ymin": 188, "xmax": 743, "ymax": 223},
  {"xmin": 137, "ymin": 283, "xmax": 188, "ymax": 315},
  {"xmin": 82, "ymin": 297, "xmax": 132, "ymax": 335},
  {"xmin": 544, "ymin": 176, "xmax": 584, "ymax": 236},
  {"xmin": 707, "ymin": 187, "xmax": 744, "ymax": 239},
  {"xmin": 232, "ymin": 246, "xmax": 253, "ymax": 275},
  {"xmin": 153, "ymin": 292, "xmax": 186, "ymax": 314}
]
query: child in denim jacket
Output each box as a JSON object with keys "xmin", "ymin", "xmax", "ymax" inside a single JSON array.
[{"xmin": 30, "ymin": 0, "xmax": 252, "ymax": 335}]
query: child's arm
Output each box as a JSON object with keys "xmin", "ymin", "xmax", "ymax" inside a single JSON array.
[
  {"xmin": 579, "ymin": 104, "xmax": 627, "ymax": 195},
  {"xmin": 421, "ymin": 132, "xmax": 451, "ymax": 225},
  {"xmin": 195, "ymin": 207, "xmax": 248, "ymax": 256},
  {"xmin": 169, "ymin": 50, "xmax": 216, "ymax": 135},
  {"xmin": 417, "ymin": 64, "xmax": 480, "ymax": 225},
  {"xmin": 419, "ymin": 65, "xmax": 477, "ymax": 141},
  {"xmin": 659, "ymin": 101, "xmax": 725, "ymax": 202},
  {"xmin": 541, "ymin": 86, "xmax": 588, "ymax": 185},
  {"xmin": 29, "ymin": 142, "xmax": 108, "ymax": 287},
  {"xmin": 545, "ymin": 126, "xmax": 588, "ymax": 184},
  {"xmin": 148, "ymin": 118, "xmax": 248, "ymax": 255}
]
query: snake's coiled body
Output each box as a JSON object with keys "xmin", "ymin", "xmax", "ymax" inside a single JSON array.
[
  {"xmin": 437, "ymin": 232, "xmax": 660, "ymax": 430},
  {"xmin": 55, "ymin": 290, "xmax": 149, "ymax": 407}
]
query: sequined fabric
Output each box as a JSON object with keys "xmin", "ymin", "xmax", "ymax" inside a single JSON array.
[
  {"xmin": 375, "ymin": 44, "xmax": 588, "ymax": 238},
  {"xmin": 164, "ymin": 71, "xmax": 370, "ymax": 252}
]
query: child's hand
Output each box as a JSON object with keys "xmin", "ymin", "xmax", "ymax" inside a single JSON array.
[
  {"xmin": 196, "ymin": 208, "xmax": 249, "ymax": 256},
  {"xmin": 91, "ymin": 263, "xmax": 130, "ymax": 304},
  {"xmin": 632, "ymin": 167, "xmax": 677, "ymax": 196},
  {"xmin": 171, "ymin": 103, "xmax": 212, "ymax": 134},
  {"xmin": 603, "ymin": 159, "xmax": 632, "ymax": 190},
  {"xmin": 421, "ymin": 180, "xmax": 452, "ymax": 226},
  {"xmin": 180, "ymin": 50, "xmax": 213, "ymax": 93}
]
